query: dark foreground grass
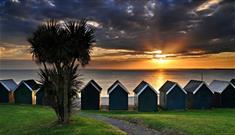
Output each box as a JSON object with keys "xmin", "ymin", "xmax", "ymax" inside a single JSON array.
[
  {"xmin": 87, "ymin": 109, "xmax": 235, "ymax": 135},
  {"xmin": 0, "ymin": 104, "xmax": 125, "ymax": 135}
]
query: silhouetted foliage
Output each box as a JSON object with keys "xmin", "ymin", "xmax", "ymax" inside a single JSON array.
[{"xmin": 28, "ymin": 19, "xmax": 95, "ymax": 124}]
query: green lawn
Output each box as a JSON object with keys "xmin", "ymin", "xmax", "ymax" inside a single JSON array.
[
  {"xmin": 0, "ymin": 104, "xmax": 125, "ymax": 135},
  {"xmin": 1, "ymin": 104, "xmax": 235, "ymax": 135},
  {"xmin": 88, "ymin": 109, "xmax": 235, "ymax": 135}
]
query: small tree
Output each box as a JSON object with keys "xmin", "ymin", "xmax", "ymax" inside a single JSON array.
[{"xmin": 28, "ymin": 19, "xmax": 95, "ymax": 124}]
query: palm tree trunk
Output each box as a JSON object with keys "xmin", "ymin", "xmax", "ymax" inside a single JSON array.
[{"xmin": 63, "ymin": 72, "xmax": 69, "ymax": 124}]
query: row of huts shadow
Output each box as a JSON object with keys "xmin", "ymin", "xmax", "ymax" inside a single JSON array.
[
  {"xmin": 81, "ymin": 79, "xmax": 235, "ymax": 111},
  {"xmin": 1, "ymin": 79, "xmax": 235, "ymax": 112},
  {"xmin": 0, "ymin": 79, "xmax": 44, "ymax": 105}
]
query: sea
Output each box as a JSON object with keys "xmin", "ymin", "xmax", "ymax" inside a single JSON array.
[{"xmin": 1, "ymin": 69, "xmax": 235, "ymax": 105}]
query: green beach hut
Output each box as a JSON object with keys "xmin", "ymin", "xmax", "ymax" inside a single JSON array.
[
  {"xmin": 14, "ymin": 79, "xmax": 42, "ymax": 105},
  {"xmin": 184, "ymin": 80, "xmax": 214, "ymax": 109},
  {"xmin": 81, "ymin": 80, "xmax": 102, "ymax": 110},
  {"xmin": 108, "ymin": 80, "xmax": 129, "ymax": 110},
  {"xmin": 133, "ymin": 81, "xmax": 158, "ymax": 112}
]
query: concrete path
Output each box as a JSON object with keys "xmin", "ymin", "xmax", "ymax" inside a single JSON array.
[{"xmin": 81, "ymin": 113, "xmax": 161, "ymax": 135}]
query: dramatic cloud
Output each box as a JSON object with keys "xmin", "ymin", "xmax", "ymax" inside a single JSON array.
[{"xmin": 0, "ymin": 0, "xmax": 235, "ymax": 60}]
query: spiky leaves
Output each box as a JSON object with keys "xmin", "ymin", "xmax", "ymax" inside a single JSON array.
[{"xmin": 28, "ymin": 19, "xmax": 95, "ymax": 124}]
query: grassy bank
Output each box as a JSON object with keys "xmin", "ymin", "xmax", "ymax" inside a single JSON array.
[
  {"xmin": 88, "ymin": 109, "xmax": 235, "ymax": 135},
  {"xmin": 0, "ymin": 104, "xmax": 125, "ymax": 135},
  {"xmin": 1, "ymin": 104, "xmax": 235, "ymax": 135}
]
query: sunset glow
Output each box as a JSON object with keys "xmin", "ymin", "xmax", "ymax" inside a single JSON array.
[
  {"xmin": 196, "ymin": 0, "xmax": 222, "ymax": 12},
  {"xmin": 0, "ymin": 0, "xmax": 235, "ymax": 69},
  {"xmin": 152, "ymin": 50, "xmax": 168, "ymax": 64}
]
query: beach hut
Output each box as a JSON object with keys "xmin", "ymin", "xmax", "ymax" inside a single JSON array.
[
  {"xmin": 209, "ymin": 80, "xmax": 235, "ymax": 108},
  {"xmin": 0, "ymin": 79, "xmax": 17, "ymax": 103},
  {"xmin": 108, "ymin": 80, "xmax": 129, "ymax": 110},
  {"xmin": 81, "ymin": 80, "xmax": 102, "ymax": 110},
  {"xmin": 184, "ymin": 80, "xmax": 214, "ymax": 109},
  {"xmin": 231, "ymin": 79, "xmax": 235, "ymax": 86},
  {"xmin": 159, "ymin": 80, "xmax": 187, "ymax": 110},
  {"xmin": 35, "ymin": 86, "xmax": 46, "ymax": 105},
  {"xmin": 133, "ymin": 81, "xmax": 158, "ymax": 112},
  {"xmin": 14, "ymin": 79, "xmax": 42, "ymax": 104}
]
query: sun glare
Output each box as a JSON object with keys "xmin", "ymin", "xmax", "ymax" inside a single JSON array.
[
  {"xmin": 158, "ymin": 58, "xmax": 166, "ymax": 63},
  {"xmin": 152, "ymin": 50, "xmax": 162, "ymax": 54},
  {"xmin": 153, "ymin": 58, "xmax": 167, "ymax": 64},
  {"xmin": 152, "ymin": 50, "xmax": 168, "ymax": 64}
]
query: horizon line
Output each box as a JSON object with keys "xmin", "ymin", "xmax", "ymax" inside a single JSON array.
[{"xmin": 0, "ymin": 68, "xmax": 235, "ymax": 71}]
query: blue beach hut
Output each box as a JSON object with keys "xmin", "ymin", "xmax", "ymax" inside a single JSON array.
[
  {"xmin": 0, "ymin": 79, "xmax": 17, "ymax": 103},
  {"xmin": 134, "ymin": 81, "xmax": 158, "ymax": 112},
  {"xmin": 159, "ymin": 80, "xmax": 187, "ymax": 110}
]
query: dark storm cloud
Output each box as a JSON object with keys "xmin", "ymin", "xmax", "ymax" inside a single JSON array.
[
  {"xmin": 0, "ymin": 0, "xmax": 235, "ymax": 57},
  {"xmin": 187, "ymin": 1, "xmax": 235, "ymax": 54}
]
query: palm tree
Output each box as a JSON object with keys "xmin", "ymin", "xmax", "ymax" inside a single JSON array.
[{"xmin": 28, "ymin": 19, "xmax": 95, "ymax": 124}]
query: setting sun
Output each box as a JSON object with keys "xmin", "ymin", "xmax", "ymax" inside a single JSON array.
[
  {"xmin": 153, "ymin": 58, "xmax": 168, "ymax": 64},
  {"xmin": 158, "ymin": 58, "xmax": 167, "ymax": 63},
  {"xmin": 152, "ymin": 50, "xmax": 162, "ymax": 54},
  {"xmin": 152, "ymin": 50, "xmax": 168, "ymax": 64}
]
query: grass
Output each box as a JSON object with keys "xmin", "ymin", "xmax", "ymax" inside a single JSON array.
[
  {"xmin": 86, "ymin": 109, "xmax": 235, "ymax": 135},
  {"xmin": 0, "ymin": 104, "xmax": 125, "ymax": 135},
  {"xmin": 1, "ymin": 104, "xmax": 235, "ymax": 135}
]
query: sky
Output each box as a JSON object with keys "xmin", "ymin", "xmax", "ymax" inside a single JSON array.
[{"xmin": 0, "ymin": 0, "xmax": 235, "ymax": 69}]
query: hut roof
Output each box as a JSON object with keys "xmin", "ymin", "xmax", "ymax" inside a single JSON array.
[
  {"xmin": 209, "ymin": 80, "xmax": 235, "ymax": 94},
  {"xmin": 107, "ymin": 80, "xmax": 129, "ymax": 94},
  {"xmin": 16, "ymin": 79, "xmax": 42, "ymax": 91},
  {"xmin": 0, "ymin": 79, "xmax": 18, "ymax": 91},
  {"xmin": 133, "ymin": 81, "xmax": 158, "ymax": 96},
  {"xmin": 82, "ymin": 80, "xmax": 102, "ymax": 93},
  {"xmin": 159, "ymin": 80, "xmax": 187, "ymax": 95},
  {"xmin": 231, "ymin": 79, "xmax": 235, "ymax": 85},
  {"xmin": 184, "ymin": 80, "xmax": 213, "ymax": 94}
]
